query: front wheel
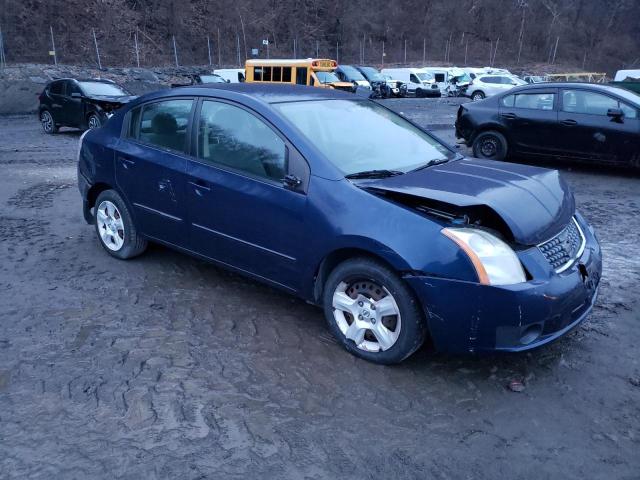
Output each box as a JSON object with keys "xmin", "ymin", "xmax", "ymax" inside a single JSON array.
[
  {"xmin": 40, "ymin": 110, "xmax": 58, "ymax": 134},
  {"xmin": 471, "ymin": 90, "xmax": 485, "ymax": 101},
  {"xmin": 94, "ymin": 190, "xmax": 147, "ymax": 259},
  {"xmin": 472, "ymin": 130, "xmax": 508, "ymax": 161},
  {"xmin": 87, "ymin": 113, "xmax": 102, "ymax": 129},
  {"xmin": 323, "ymin": 258, "xmax": 427, "ymax": 364}
]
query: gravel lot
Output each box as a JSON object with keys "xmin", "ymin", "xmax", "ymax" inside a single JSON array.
[{"xmin": 0, "ymin": 98, "xmax": 639, "ymax": 480}]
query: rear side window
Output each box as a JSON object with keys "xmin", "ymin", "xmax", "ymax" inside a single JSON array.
[
  {"xmin": 49, "ymin": 81, "xmax": 64, "ymax": 95},
  {"xmin": 434, "ymin": 73, "xmax": 445, "ymax": 82},
  {"xmin": 502, "ymin": 95, "xmax": 515, "ymax": 107},
  {"xmin": 133, "ymin": 99, "xmax": 193, "ymax": 153},
  {"xmin": 197, "ymin": 100, "xmax": 286, "ymax": 181}
]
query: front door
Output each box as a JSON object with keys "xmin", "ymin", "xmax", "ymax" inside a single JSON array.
[
  {"xmin": 186, "ymin": 99, "xmax": 308, "ymax": 290},
  {"xmin": 499, "ymin": 89, "xmax": 559, "ymax": 157},
  {"xmin": 558, "ymin": 88, "xmax": 638, "ymax": 163},
  {"xmin": 115, "ymin": 98, "xmax": 194, "ymax": 246},
  {"xmin": 65, "ymin": 80, "xmax": 84, "ymax": 127}
]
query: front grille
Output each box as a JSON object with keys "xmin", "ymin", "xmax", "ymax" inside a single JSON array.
[{"xmin": 538, "ymin": 218, "xmax": 585, "ymax": 273}]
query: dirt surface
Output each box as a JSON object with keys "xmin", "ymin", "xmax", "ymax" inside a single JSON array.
[{"xmin": 0, "ymin": 100, "xmax": 639, "ymax": 480}]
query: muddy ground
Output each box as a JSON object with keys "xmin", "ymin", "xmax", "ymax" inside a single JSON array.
[{"xmin": 0, "ymin": 99, "xmax": 639, "ymax": 480}]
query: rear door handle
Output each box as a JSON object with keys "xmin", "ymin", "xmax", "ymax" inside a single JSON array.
[
  {"xmin": 501, "ymin": 113, "xmax": 517, "ymax": 120},
  {"xmin": 189, "ymin": 180, "xmax": 211, "ymax": 196},
  {"xmin": 561, "ymin": 119, "xmax": 578, "ymax": 126},
  {"xmin": 118, "ymin": 156, "xmax": 135, "ymax": 169}
]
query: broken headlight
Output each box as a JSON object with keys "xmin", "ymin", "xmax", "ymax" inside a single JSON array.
[{"xmin": 442, "ymin": 227, "xmax": 526, "ymax": 286}]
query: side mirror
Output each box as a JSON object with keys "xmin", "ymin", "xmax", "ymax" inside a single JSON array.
[
  {"xmin": 226, "ymin": 79, "xmax": 230, "ymax": 83},
  {"xmin": 607, "ymin": 108, "xmax": 624, "ymax": 122},
  {"xmin": 71, "ymin": 92, "xmax": 82, "ymax": 98}
]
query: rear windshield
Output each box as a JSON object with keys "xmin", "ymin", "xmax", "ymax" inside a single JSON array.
[
  {"xmin": 274, "ymin": 99, "xmax": 453, "ymax": 175},
  {"xmin": 79, "ymin": 82, "xmax": 128, "ymax": 96}
]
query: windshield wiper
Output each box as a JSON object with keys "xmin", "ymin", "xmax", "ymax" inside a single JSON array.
[
  {"xmin": 410, "ymin": 157, "xmax": 454, "ymax": 172},
  {"xmin": 345, "ymin": 169, "xmax": 404, "ymax": 179}
]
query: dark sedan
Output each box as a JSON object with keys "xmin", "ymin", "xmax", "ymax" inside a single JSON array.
[
  {"xmin": 455, "ymin": 82, "xmax": 640, "ymax": 167},
  {"xmin": 77, "ymin": 84, "xmax": 601, "ymax": 364},
  {"xmin": 39, "ymin": 78, "xmax": 135, "ymax": 133}
]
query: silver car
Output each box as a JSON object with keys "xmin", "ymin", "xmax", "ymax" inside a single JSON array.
[{"xmin": 467, "ymin": 74, "xmax": 527, "ymax": 101}]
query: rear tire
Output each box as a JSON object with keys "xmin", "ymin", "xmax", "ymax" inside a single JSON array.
[
  {"xmin": 40, "ymin": 110, "xmax": 58, "ymax": 134},
  {"xmin": 471, "ymin": 90, "xmax": 485, "ymax": 101},
  {"xmin": 87, "ymin": 113, "xmax": 102, "ymax": 129},
  {"xmin": 322, "ymin": 257, "xmax": 427, "ymax": 364},
  {"xmin": 94, "ymin": 190, "xmax": 147, "ymax": 260},
  {"xmin": 472, "ymin": 130, "xmax": 508, "ymax": 161}
]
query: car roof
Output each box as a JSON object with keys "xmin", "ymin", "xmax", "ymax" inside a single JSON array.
[
  {"xmin": 509, "ymin": 82, "xmax": 640, "ymax": 104},
  {"xmin": 174, "ymin": 82, "xmax": 360, "ymax": 103}
]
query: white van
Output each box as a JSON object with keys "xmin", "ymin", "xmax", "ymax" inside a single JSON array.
[
  {"xmin": 419, "ymin": 67, "xmax": 451, "ymax": 94},
  {"xmin": 381, "ymin": 68, "xmax": 440, "ymax": 97},
  {"xmin": 213, "ymin": 68, "xmax": 246, "ymax": 83},
  {"xmin": 614, "ymin": 69, "xmax": 640, "ymax": 81}
]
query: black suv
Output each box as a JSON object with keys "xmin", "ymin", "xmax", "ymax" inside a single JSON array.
[{"xmin": 38, "ymin": 78, "xmax": 135, "ymax": 133}]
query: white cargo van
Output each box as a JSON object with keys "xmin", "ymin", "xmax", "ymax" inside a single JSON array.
[
  {"xmin": 381, "ymin": 68, "xmax": 441, "ymax": 97},
  {"xmin": 213, "ymin": 68, "xmax": 246, "ymax": 83}
]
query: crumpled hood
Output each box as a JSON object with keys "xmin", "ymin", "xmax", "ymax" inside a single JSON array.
[
  {"xmin": 85, "ymin": 94, "xmax": 137, "ymax": 104},
  {"xmin": 359, "ymin": 158, "xmax": 575, "ymax": 245}
]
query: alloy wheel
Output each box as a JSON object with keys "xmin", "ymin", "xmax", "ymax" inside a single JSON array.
[
  {"xmin": 88, "ymin": 115, "xmax": 101, "ymax": 129},
  {"xmin": 332, "ymin": 279, "xmax": 401, "ymax": 352},
  {"xmin": 96, "ymin": 200, "xmax": 125, "ymax": 251},
  {"xmin": 41, "ymin": 111, "xmax": 53, "ymax": 133}
]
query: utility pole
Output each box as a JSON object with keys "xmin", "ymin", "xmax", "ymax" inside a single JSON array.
[
  {"xmin": 363, "ymin": 34, "xmax": 366, "ymax": 63},
  {"xmin": 207, "ymin": 36, "xmax": 212, "ymax": 66},
  {"xmin": 492, "ymin": 37, "xmax": 500, "ymax": 66},
  {"xmin": 316, "ymin": 40, "xmax": 319, "ymax": 58},
  {"xmin": 172, "ymin": 35, "xmax": 178, "ymax": 67},
  {"xmin": 422, "ymin": 38, "xmax": 426, "ymax": 64},
  {"xmin": 551, "ymin": 36, "xmax": 559, "ymax": 64},
  {"xmin": 0, "ymin": 26, "xmax": 6, "ymax": 70},
  {"xmin": 404, "ymin": 39, "xmax": 407, "ymax": 64},
  {"xmin": 50, "ymin": 26, "xmax": 57, "ymax": 65},
  {"xmin": 134, "ymin": 28, "xmax": 140, "ymax": 67},
  {"xmin": 92, "ymin": 28, "xmax": 102, "ymax": 69},
  {"xmin": 217, "ymin": 28, "xmax": 221, "ymax": 65},
  {"xmin": 464, "ymin": 38, "xmax": 468, "ymax": 66},
  {"xmin": 236, "ymin": 35, "xmax": 241, "ymax": 66},
  {"xmin": 293, "ymin": 37, "xmax": 297, "ymax": 58},
  {"xmin": 336, "ymin": 41, "xmax": 339, "ymax": 63},
  {"xmin": 381, "ymin": 41, "xmax": 385, "ymax": 67}
]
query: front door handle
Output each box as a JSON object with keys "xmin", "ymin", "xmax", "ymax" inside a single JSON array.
[
  {"xmin": 189, "ymin": 180, "xmax": 211, "ymax": 196},
  {"xmin": 561, "ymin": 119, "xmax": 578, "ymax": 126}
]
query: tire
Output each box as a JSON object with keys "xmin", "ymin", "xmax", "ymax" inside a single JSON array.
[
  {"xmin": 40, "ymin": 110, "xmax": 58, "ymax": 134},
  {"xmin": 415, "ymin": 88, "xmax": 424, "ymax": 98},
  {"xmin": 87, "ymin": 113, "xmax": 102, "ymax": 129},
  {"xmin": 471, "ymin": 90, "xmax": 485, "ymax": 101},
  {"xmin": 94, "ymin": 190, "xmax": 147, "ymax": 260},
  {"xmin": 322, "ymin": 257, "xmax": 427, "ymax": 364},
  {"xmin": 472, "ymin": 130, "xmax": 508, "ymax": 161}
]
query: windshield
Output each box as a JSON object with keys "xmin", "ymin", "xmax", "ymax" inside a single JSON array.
[
  {"xmin": 316, "ymin": 71, "xmax": 341, "ymax": 84},
  {"xmin": 199, "ymin": 75, "xmax": 225, "ymax": 83},
  {"xmin": 274, "ymin": 100, "xmax": 453, "ymax": 175},
  {"xmin": 79, "ymin": 82, "xmax": 128, "ymax": 96},
  {"xmin": 416, "ymin": 72, "xmax": 433, "ymax": 82},
  {"xmin": 359, "ymin": 67, "xmax": 385, "ymax": 82},
  {"xmin": 340, "ymin": 66, "xmax": 366, "ymax": 81}
]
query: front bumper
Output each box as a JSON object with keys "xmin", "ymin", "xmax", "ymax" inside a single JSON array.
[{"xmin": 405, "ymin": 216, "xmax": 602, "ymax": 354}]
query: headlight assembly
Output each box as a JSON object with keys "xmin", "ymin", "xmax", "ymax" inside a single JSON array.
[{"xmin": 442, "ymin": 227, "xmax": 526, "ymax": 286}]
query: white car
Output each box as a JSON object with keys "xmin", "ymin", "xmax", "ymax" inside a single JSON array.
[
  {"xmin": 381, "ymin": 68, "xmax": 440, "ymax": 97},
  {"xmin": 213, "ymin": 68, "xmax": 246, "ymax": 83},
  {"xmin": 467, "ymin": 74, "xmax": 527, "ymax": 101}
]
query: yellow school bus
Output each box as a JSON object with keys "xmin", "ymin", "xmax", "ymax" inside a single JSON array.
[{"xmin": 245, "ymin": 59, "xmax": 355, "ymax": 91}]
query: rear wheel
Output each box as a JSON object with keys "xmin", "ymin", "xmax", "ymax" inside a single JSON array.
[
  {"xmin": 94, "ymin": 190, "xmax": 147, "ymax": 259},
  {"xmin": 323, "ymin": 258, "xmax": 427, "ymax": 364},
  {"xmin": 472, "ymin": 130, "xmax": 508, "ymax": 161},
  {"xmin": 40, "ymin": 110, "xmax": 58, "ymax": 134},
  {"xmin": 471, "ymin": 90, "xmax": 485, "ymax": 101}
]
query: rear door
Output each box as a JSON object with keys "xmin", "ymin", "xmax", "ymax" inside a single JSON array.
[
  {"xmin": 558, "ymin": 88, "xmax": 639, "ymax": 163},
  {"xmin": 186, "ymin": 98, "xmax": 309, "ymax": 290},
  {"xmin": 499, "ymin": 89, "xmax": 559, "ymax": 156},
  {"xmin": 47, "ymin": 80, "xmax": 67, "ymax": 124},
  {"xmin": 115, "ymin": 98, "xmax": 194, "ymax": 246}
]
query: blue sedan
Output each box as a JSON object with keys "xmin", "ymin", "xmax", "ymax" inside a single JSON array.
[{"xmin": 77, "ymin": 84, "xmax": 602, "ymax": 364}]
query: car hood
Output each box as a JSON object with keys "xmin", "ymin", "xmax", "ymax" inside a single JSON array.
[
  {"xmin": 84, "ymin": 94, "xmax": 137, "ymax": 104},
  {"xmin": 358, "ymin": 158, "xmax": 575, "ymax": 245}
]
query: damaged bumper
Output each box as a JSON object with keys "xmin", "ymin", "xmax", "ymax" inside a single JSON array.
[{"xmin": 404, "ymin": 216, "xmax": 602, "ymax": 354}]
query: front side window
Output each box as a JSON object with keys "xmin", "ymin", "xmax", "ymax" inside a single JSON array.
[
  {"xmin": 67, "ymin": 81, "xmax": 82, "ymax": 96},
  {"xmin": 135, "ymin": 99, "xmax": 193, "ymax": 153},
  {"xmin": 514, "ymin": 93, "xmax": 555, "ymax": 110},
  {"xmin": 562, "ymin": 90, "xmax": 618, "ymax": 116},
  {"xmin": 502, "ymin": 95, "xmax": 515, "ymax": 107},
  {"xmin": 619, "ymin": 102, "xmax": 638, "ymax": 119},
  {"xmin": 274, "ymin": 99, "xmax": 453, "ymax": 175},
  {"xmin": 410, "ymin": 74, "xmax": 420, "ymax": 83},
  {"xmin": 198, "ymin": 101, "xmax": 286, "ymax": 181}
]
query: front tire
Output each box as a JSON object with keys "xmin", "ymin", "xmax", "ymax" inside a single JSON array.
[
  {"xmin": 322, "ymin": 258, "xmax": 427, "ymax": 364},
  {"xmin": 472, "ymin": 130, "xmax": 508, "ymax": 161},
  {"xmin": 40, "ymin": 110, "xmax": 58, "ymax": 134},
  {"xmin": 87, "ymin": 113, "xmax": 102, "ymax": 129},
  {"xmin": 94, "ymin": 190, "xmax": 147, "ymax": 259}
]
